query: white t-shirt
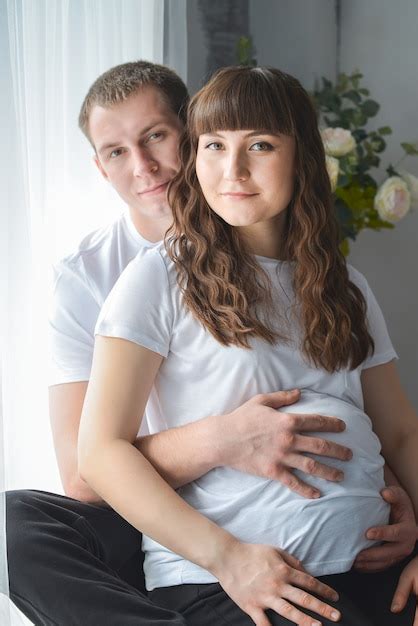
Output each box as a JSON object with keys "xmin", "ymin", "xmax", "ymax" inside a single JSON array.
[
  {"xmin": 49, "ymin": 211, "xmax": 155, "ymax": 386},
  {"xmin": 96, "ymin": 244, "xmax": 398, "ymax": 590}
]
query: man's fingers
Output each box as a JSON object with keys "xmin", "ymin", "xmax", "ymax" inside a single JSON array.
[
  {"xmin": 277, "ymin": 468, "xmax": 321, "ymax": 499},
  {"xmin": 289, "ymin": 414, "xmax": 347, "ymax": 434},
  {"xmin": 354, "ymin": 560, "xmax": 397, "ymax": 573},
  {"xmin": 286, "ymin": 453, "xmax": 344, "ymax": 483},
  {"xmin": 381, "ymin": 486, "xmax": 409, "ymax": 505},
  {"xmin": 355, "ymin": 543, "xmax": 409, "ymax": 564},
  {"xmin": 366, "ymin": 524, "xmax": 404, "ymax": 542},
  {"xmin": 261, "ymin": 389, "xmax": 301, "ymax": 409},
  {"xmin": 295, "ymin": 434, "xmax": 352, "ymax": 462}
]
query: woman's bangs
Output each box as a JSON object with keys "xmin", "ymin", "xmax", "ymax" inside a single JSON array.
[{"xmin": 191, "ymin": 73, "xmax": 294, "ymax": 138}]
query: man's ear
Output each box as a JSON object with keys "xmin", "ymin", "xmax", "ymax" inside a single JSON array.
[{"xmin": 94, "ymin": 155, "xmax": 109, "ymax": 181}]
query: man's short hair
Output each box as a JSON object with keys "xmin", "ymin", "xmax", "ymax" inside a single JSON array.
[{"xmin": 79, "ymin": 60, "xmax": 189, "ymax": 147}]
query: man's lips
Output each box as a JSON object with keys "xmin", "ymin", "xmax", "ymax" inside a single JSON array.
[{"xmin": 138, "ymin": 182, "xmax": 169, "ymax": 196}]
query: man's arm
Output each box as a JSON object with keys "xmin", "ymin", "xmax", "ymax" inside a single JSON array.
[{"xmin": 50, "ymin": 382, "xmax": 352, "ymax": 504}]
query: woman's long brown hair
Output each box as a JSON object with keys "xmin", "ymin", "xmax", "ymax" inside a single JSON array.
[{"xmin": 166, "ymin": 66, "xmax": 374, "ymax": 372}]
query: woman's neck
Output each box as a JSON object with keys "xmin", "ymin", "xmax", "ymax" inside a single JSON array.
[{"xmin": 237, "ymin": 213, "xmax": 286, "ymax": 260}]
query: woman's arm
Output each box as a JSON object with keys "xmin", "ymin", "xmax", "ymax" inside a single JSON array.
[
  {"xmin": 78, "ymin": 335, "xmax": 233, "ymax": 567},
  {"xmin": 78, "ymin": 335, "xmax": 341, "ymax": 625},
  {"xmin": 361, "ymin": 360, "xmax": 418, "ymax": 520}
]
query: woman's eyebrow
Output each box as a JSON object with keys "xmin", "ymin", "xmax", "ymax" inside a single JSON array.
[{"xmin": 200, "ymin": 130, "xmax": 281, "ymax": 138}]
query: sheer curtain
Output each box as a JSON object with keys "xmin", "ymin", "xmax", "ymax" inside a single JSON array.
[{"xmin": 0, "ymin": 0, "xmax": 187, "ymax": 622}]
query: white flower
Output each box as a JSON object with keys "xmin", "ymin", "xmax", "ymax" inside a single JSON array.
[
  {"xmin": 374, "ymin": 176, "xmax": 411, "ymax": 222},
  {"xmin": 325, "ymin": 156, "xmax": 339, "ymax": 191},
  {"xmin": 321, "ymin": 127, "xmax": 356, "ymax": 157},
  {"xmin": 399, "ymin": 170, "xmax": 418, "ymax": 208}
]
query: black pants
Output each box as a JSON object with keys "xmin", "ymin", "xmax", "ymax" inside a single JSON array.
[
  {"xmin": 7, "ymin": 489, "xmax": 417, "ymax": 626},
  {"xmin": 6, "ymin": 489, "xmax": 186, "ymax": 626},
  {"xmin": 150, "ymin": 547, "xmax": 418, "ymax": 626}
]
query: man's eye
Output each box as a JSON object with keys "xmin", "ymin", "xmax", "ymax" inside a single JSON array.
[
  {"xmin": 250, "ymin": 142, "xmax": 273, "ymax": 151},
  {"xmin": 206, "ymin": 142, "xmax": 223, "ymax": 150},
  {"xmin": 147, "ymin": 132, "xmax": 164, "ymax": 143},
  {"xmin": 110, "ymin": 148, "xmax": 123, "ymax": 158}
]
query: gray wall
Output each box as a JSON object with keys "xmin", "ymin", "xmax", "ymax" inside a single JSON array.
[
  {"xmin": 249, "ymin": 0, "xmax": 338, "ymax": 87},
  {"xmin": 340, "ymin": 0, "xmax": 418, "ymax": 406}
]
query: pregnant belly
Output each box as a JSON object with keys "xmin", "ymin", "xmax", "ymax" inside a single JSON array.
[{"xmin": 179, "ymin": 390, "xmax": 390, "ymax": 575}]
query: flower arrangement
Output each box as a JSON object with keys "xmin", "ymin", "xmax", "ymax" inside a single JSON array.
[
  {"xmin": 236, "ymin": 37, "xmax": 418, "ymax": 254},
  {"xmin": 313, "ymin": 72, "xmax": 418, "ymax": 254}
]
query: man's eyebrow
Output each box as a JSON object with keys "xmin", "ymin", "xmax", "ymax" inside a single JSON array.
[
  {"xmin": 97, "ymin": 142, "xmax": 120, "ymax": 155},
  {"xmin": 96, "ymin": 121, "xmax": 169, "ymax": 155}
]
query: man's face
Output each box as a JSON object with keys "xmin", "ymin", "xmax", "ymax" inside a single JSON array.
[{"xmin": 89, "ymin": 86, "xmax": 183, "ymax": 225}]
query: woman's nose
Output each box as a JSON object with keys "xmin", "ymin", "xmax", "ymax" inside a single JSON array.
[{"xmin": 224, "ymin": 153, "xmax": 249, "ymax": 181}]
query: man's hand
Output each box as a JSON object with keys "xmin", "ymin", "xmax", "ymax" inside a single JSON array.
[
  {"xmin": 354, "ymin": 486, "xmax": 418, "ymax": 572},
  {"xmin": 213, "ymin": 539, "xmax": 341, "ymax": 626},
  {"xmin": 219, "ymin": 389, "xmax": 352, "ymax": 499}
]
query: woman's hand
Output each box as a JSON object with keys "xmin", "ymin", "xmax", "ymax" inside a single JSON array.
[
  {"xmin": 354, "ymin": 486, "xmax": 418, "ymax": 572},
  {"xmin": 213, "ymin": 540, "xmax": 341, "ymax": 626},
  {"xmin": 391, "ymin": 555, "xmax": 418, "ymax": 626}
]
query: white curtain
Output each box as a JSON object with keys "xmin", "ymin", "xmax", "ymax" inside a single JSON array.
[{"xmin": 0, "ymin": 0, "xmax": 187, "ymax": 623}]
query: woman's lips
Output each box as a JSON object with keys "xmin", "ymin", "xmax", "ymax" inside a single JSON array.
[{"xmin": 221, "ymin": 192, "xmax": 258, "ymax": 199}]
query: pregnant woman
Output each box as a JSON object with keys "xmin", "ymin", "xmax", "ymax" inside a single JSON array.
[{"xmin": 79, "ymin": 66, "xmax": 418, "ymax": 625}]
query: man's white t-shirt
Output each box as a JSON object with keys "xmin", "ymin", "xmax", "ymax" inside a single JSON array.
[
  {"xmin": 96, "ymin": 244, "xmax": 397, "ymax": 590},
  {"xmin": 49, "ymin": 211, "xmax": 155, "ymax": 387}
]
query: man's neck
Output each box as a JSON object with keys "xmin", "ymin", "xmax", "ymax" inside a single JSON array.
[{"xmin": 129, "ymin": 207, "xmax": 173, "ymax": 244}]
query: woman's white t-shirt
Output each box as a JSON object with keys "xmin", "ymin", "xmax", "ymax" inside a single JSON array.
[{"xmin": 95, "ymin": 244, "xmax": 397, "ymax": 590}]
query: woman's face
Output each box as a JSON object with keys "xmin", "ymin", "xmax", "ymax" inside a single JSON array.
[{"xmin": 195, "ymin": 129, "xmax": 296, "ymax": 230}]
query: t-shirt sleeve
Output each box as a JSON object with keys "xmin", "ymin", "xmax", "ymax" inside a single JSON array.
[
  {"xmin": 49, "ymin": 261, "xmax": 100, "ymax": 386},
  {"xmin": 356, "ymin": 273, "xmax": 399, "ymax": 370},
  {"xmin": 95, "ymin": 248, "xmax": 173, "ymax": 357}
]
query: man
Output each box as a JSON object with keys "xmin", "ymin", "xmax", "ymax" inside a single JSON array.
[{"xmin": 7, "ymin": 61, "xmax": 417, "ymax": 626}]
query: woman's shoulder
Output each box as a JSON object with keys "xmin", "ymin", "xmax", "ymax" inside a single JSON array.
[
  {"xmin": 346, "ymin": 263, "xmax": 369, "ymax": 295},
  {"xmin": 122, "ymin": 242, "xmax": 176, "ymax": 286}
]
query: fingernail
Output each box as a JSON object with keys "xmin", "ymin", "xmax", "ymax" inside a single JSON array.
[
  {"xmin": 367, "ymin": 531, "xmax": 376, "ymax": 539},
  {"xmin": 331, "ymin": 610, "xmax": 340, "ymax": 620},
  {"xmin": 311, "ymin": 490, "xmax": 321, "ymax": 498},
  {"xmin": 336, "ymin": 472, "xmax": 344, "ymax": 481},
  {"xmin": 391, "ymin": 603, "xmax": 399, "ymax": 612}
]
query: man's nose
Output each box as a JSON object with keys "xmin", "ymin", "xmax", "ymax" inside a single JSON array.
[{"xmin": 132, "ymin": 147, "xmax": 158, "ymax": 176}]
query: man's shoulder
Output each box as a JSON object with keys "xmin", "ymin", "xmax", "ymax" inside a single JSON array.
[{"xmin": 54, "ymin": 213, "xmax": 146, "ymax": 301}]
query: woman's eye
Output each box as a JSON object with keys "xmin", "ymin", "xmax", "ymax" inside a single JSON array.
[
  {"xmin": 206, "ymin": 142, "xmax": 223, "ymax": 150},
  {"xmin": 250, "ymin": 141, "xmax": 273, "ymax": 151},
  {"xmin": 110, "ymin": 148, "xmax": 123, "ymax": 158}
]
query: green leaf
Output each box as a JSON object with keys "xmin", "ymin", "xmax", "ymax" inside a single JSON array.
[
  {"xmin": 358, "ymin": 88, "xmax": 370, "ymax": 96},
  {"xmin": 339, "ymin": 238, "xmax": 350, "ymax": 256},
  {"xmin": 378, "ymin": 126, "xmax": 392, "ymax": 135},
  {"xmin": 344, "ymin": 90, "xmax": 362, "ymax": 105},
  {"xmin": 401, "ymin": 142, "xmax": 418, "ymax": 155},
  {"xmin": 361, "ymin": 100, "xmax": 380, "ymax": 117}
]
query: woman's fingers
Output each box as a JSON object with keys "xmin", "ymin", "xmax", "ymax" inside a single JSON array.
[
  {"xmin": 289, "ymin": 568, "xmax": 339, "ymax": 604},
  {"xmin": 269, "ymin": 596, "xmax": 328, "ymax": 625},
  {"xmin": 282, "ymin": 585, "xmax": 341, "ymax": 623}
]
